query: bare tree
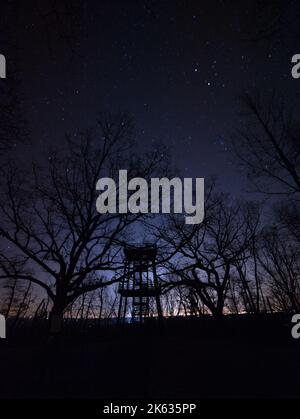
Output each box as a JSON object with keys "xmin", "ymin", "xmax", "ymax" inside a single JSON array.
[
  {"xmin": 232, "ymin": 92, "xmax": 300, "ymax": 197},
  {"xmin": 0, "ymin": 113, "xmax": 167, "ymax": 334},
  {"xmin": 232, "ymin": 91, "xmax": 300, "ymax": 314},
  {"xmin": 158, "ymin": 193, "xmax": 259, "ymax": 317},
  {"xmin": 259, "ymin": 227, "xmax": 300, "ymax": 312}
]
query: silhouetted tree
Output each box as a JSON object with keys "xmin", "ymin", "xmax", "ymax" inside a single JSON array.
[
  {"xmin": 0, "ymin": 113, "xmax": 167, "ymax": 335},
  {"xmin": 232, "ymin": 92, "xmax": 300, "ymax": 197},
  {"xmin": 158, "ymin": 192, "xmax": 259, "ymax": 316},
  {"xmin": 232, "ymin": 91, "xmax": 300, "ymax": 313},
  {"xmin": 259, "ymin": 227, "xmax": 300, "ymax": 312}
]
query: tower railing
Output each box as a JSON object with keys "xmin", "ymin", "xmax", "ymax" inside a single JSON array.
[{"xmin": 118, "ymin": 243, "xmax": 162, "ymax": 323}]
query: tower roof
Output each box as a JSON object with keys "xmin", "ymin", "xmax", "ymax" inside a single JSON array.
[{"xmin": 124, "ymin": 243, "xmax": 157, "ymax": 261}]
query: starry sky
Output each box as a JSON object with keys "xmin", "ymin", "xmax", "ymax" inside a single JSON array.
[{"xmin": 4, "ymin": 0, "xmax": 300, "ymax": 195}]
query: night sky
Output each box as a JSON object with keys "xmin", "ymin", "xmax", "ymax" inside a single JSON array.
[{"xmin": 4, "ymin": 0, "xmax": 300, "ymax": 194}]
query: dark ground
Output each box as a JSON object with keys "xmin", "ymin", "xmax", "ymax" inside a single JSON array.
[{"xmin": 0, "ymin": 314, "xmax": 299, "ymax": 399}]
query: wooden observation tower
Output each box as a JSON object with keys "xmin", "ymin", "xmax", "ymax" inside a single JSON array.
[{"xmin": 118, "ymin": 244, "xmax": 162, "ymax": 323}]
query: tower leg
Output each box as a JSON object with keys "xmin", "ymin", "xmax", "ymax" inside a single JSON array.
[
  {"xmin": 123, "ymin": 297, "xmax": 128, "ymax": 325},
  {"xmin": 153, "ymin": 261, "xmax": 163, "ymax": 319},
  {"xmin": 118, "ymin": 295, "xmax": 123, "ymax": 324}
]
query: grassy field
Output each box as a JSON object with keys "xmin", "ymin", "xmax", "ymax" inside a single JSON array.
[{"xmin": 0, "ymin": 314, "xmax": 299, "ymax": 399}]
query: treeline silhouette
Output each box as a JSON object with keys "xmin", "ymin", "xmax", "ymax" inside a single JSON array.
[{"xmin": 0, "ymin": 91, "xmax": 299, "ymax": 337}]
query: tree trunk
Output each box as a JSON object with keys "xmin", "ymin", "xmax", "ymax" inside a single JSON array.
[{"xmin": 49, "ymin": 302, "xmax": 65, "ymax": 336}]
